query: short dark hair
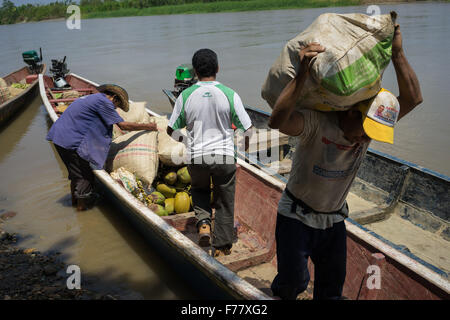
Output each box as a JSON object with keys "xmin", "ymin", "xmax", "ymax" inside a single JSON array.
[{"xmin": 192, "ymin": 49, "xmax": 218, "ymax": 78}]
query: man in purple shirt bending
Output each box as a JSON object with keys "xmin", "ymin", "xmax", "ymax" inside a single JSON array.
[{"xmin": 47, "ymin": 84, "xmax": 157, "ymax": 211}]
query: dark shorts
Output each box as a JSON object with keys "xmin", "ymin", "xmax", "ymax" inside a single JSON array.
[{"xmin": 271, "ymin": 213, "xmax": 347, "ymax": 300}]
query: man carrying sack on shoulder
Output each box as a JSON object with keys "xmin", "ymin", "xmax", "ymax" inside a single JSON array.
[
  {"xmin": 268, "ymin": 25, "xmax": 423, "ymax": 300},
  {"xmin": 167, "ymin": 49, "xmax": 253, "ymax": 257},
  {"xmin": 47, "ymin": 84, "xmax": 157, "ymax": 211}
]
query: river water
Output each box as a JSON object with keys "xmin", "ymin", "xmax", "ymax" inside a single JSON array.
[{"xmin": 0, "ymin": 2, "xmax": 449, "ymax": 299}]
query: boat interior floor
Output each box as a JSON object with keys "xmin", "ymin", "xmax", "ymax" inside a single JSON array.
[
  {"xmin": 163, "ymin": 212, "xmax": 272, "ymax": 272},
  {"xmin": 347, "ymin": 192, "xmax": 450, "ymax": 276},
  {"xmin": 162, "ymin": 210, "xmax": 327, "ymax": 300},
  {"xmin": 365, "ymin": 214, "xmax": 450, "ymax": 275},
  {"xmin": 162, "ymin": 211, "xmax": 287, "ymax": 298}
]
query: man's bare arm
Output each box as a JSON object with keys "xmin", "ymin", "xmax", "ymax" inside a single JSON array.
[
  {"xmin": 392, "ymin": 25, "xmax": 423, "ymax": 121},
  {"xmin": 268, "ymin": 73, "xmax": 306, "ymax": 136},
  {"xmin": 117, "ymin": 121, "xmax": 157, "ymax": 131},
  {"xmin": 268, "ymin": 43, "xmax": 325, "ymax": 136}
]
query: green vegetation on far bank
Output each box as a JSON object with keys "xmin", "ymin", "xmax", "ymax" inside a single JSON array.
[
  {"xmin": 0, "ymin": 0, "xmax": 69, "ymax": 24},
  {"xmin": 0, "ymin": 0, "xmax": 365, "ymax": 25},
  {"xmin": 83, "ymin": 0, "xmax": 361, "ymax": 19}
]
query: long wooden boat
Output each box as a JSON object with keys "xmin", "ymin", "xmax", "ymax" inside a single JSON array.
[
  {"xmin": 0, "ymin": 64, "xmax": 46, "ymax": 127},
  {"xmin": 39, "ymin": 73, "xmax": 449, "ymax": 300}
]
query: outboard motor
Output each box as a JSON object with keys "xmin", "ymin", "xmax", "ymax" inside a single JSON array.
[
  {"xmin": 22, "ymin": 48, "xmax": 43, "ymax": 74},
  {"xmin": 50, "ymin": 56, "xmax": 71, "ymax": 89},
  {"xmin": 173, "ymin": 64, "xmax": 197, "ymax": 97}
]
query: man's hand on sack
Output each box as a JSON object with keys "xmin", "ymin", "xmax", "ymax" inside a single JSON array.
[{"xmin": 298, "ymin": 42, "xmax": 325, "ymax": 76}]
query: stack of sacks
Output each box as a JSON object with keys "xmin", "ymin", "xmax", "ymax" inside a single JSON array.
[
  {"xmin": 261, "ymin": 12, "xmax": 397, "ymax": 111},
  {"xmin": 107, "ymin": 101, "xmax": 158, "ymax": 186}
]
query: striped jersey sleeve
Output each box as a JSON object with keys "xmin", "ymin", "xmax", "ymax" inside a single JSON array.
[
  {"xmin": 215, "ymin": 84, "xmax": 252, "ymax": 131},
  {"xmin": 168, "ymin": 85, "xmax": 201, "ymax": 130},
  {"xmin": 168, "ymin": 94, "xmax": 186, "ymax": 130},
  {"xmin": 231, "ymin": 92, "xmax": 252, "ymax": 131}
]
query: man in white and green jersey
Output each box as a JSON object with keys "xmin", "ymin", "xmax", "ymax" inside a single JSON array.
[{"xmin": 167, "ymin": 49, "xmax": 252, "ymax": 257}]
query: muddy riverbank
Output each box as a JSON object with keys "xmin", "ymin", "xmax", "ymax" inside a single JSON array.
[{"xmin": 0, "ymin": 211, "xmax": 117, "ymax": 300}]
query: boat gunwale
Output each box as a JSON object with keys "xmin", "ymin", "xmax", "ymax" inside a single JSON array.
[{"xmin": 2, "ymin": 66, "xmax": 30, "ymax": 82}]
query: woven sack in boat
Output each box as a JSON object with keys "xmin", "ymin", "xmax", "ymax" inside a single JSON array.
[
  {"xmin": 0, "ymin": 77, "xmax": 7, "ymax": 88},
  {"xmin": 0, "ymin": 87, "xmax": 11, "ymax": 104},
  {"xmin": 61, "ymin": 90, "xmax": 80, "ymax": 99},
  {"xmin": 113, "ymin": 101, "xmax": 152, "ymax": 140},
  {"xmin": 261, "ymin": 12, "xmax": 396, "ymax": 111},
  {"xmin": 106, "ymin": 130, "xmax": 158, "ymax": 186},
  {"xmin": 8, "ymin": 86, "xmax": 24, "ymax": 98},
  {"xmin": 150, "ymin": 115, "xmax": 187, "ymax": 166}
]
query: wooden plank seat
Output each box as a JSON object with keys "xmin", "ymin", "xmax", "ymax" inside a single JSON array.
[{"xmin": 49, "ymin": 98, "xmax": 78, "ymax": 103}]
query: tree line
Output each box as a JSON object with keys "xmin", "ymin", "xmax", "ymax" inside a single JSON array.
[{"xmin": 0, "ymin": 0, "xmax": 238, "ymax": 24}]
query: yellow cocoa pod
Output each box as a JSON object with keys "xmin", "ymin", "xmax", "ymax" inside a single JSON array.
[
  {"xmin": 174, "ymin": 191, "xmax": 190, "ymax": 214},
  {"xmin": 156, "ymin": 183, "xmax": 177, "ymax": 198},
  {"xmin": 165, "ymin": 198, "xmax": 175, "ymax": 214}
]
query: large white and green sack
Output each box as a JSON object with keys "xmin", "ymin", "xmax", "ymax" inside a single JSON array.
[{"xmin": 261, "ymin": 12, "xmax": 397, "ymax": 111}]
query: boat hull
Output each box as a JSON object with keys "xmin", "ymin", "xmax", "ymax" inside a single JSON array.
[{"xmin": 0, "ymin": 65, "xmax": 46, "ymax": 127}]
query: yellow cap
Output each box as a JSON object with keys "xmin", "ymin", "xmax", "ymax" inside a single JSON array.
[{"xmin": 356, "ymin": 88, "xmax": 399, "ymax": 144}]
